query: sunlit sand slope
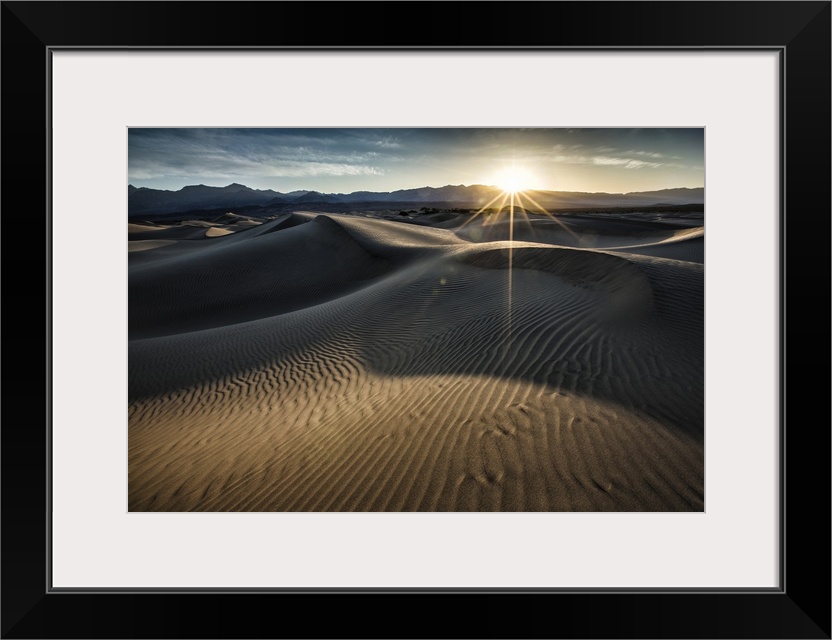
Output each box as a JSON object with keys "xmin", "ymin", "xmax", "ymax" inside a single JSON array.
[{"xmin": 129, "ymin": 212, "xmax": 704, "ymax": 511}]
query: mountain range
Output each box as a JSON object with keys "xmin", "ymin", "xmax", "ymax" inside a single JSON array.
[{"xmin": 128, "ymin": 183, "xmax": 704, "ymax": 217}]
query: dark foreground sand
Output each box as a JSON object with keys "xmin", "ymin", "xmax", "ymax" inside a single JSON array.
[{"xmin": 128, "ymin": 209, "xmax": 704, "ymax": 511}]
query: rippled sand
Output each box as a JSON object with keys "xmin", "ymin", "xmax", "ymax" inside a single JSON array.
[{"xmin": 128, "ymin": 210, "xmax": 703, "ymax": 511}]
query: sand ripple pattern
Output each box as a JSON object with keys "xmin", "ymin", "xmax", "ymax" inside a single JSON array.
[{"xmin": 129, "ymin": 213, "xmax": 704, "ymax": 511}]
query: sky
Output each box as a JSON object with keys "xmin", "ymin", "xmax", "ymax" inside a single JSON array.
[{"xmin": 128, "ymin": 128, "xmax": 704, "ymax": 194}]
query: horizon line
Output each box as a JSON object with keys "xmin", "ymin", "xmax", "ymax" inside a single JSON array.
[{"xmin": 128, "ymin": 182, "xmax": 705, "ymax": 197}]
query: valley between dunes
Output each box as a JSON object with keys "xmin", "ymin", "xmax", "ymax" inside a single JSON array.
[{"xmin": 128, "ymin": 209, "xmax": 704, "ymax": 511}]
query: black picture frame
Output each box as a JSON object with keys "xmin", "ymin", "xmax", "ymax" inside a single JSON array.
[{"xmin": 2, "ymin": 2, "xmax": 829, "ymax": 638}]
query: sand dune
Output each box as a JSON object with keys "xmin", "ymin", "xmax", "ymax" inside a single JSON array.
[{"xmin": 129, "ymin": 210, "xmax": 704, "ymax": 511}]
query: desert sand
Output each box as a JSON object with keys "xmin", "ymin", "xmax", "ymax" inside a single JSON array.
[{"xmin": 128, "ymin": 208, "xmax": 703, "ymax": 511}]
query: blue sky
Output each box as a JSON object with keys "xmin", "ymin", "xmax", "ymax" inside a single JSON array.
[{"xmin": 128, "ymin": 128, "xmax": 704, "ymax": 194}]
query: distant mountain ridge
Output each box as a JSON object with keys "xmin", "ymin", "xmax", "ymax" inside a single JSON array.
[
  {"xmin": 128, "ymin": 183, "xmax": 290, "ymax": 215},
  {"xmin": 128, "ymin": 182, "xmax": 704, "ymax": 217}
]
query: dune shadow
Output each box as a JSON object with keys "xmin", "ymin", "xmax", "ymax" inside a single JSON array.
[{"xmin": 129, "ymin": 213, "xmax": 703, "ymax": 441}]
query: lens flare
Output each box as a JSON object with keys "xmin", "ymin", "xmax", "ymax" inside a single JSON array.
[
  {"xmin": 456, "ymin": 171, "xmax": 586, "ymax": 356},
  {"xmin": 494, "ymin": 167, "xmax": 535, "ymax": 194}
]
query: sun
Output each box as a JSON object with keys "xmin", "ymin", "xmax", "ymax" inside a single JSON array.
[{"xmin": 493, "ymin": 167, "xmax": 535, "ymax": 194}]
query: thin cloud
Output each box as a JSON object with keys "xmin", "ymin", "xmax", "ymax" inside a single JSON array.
[
  {"xmin": 592, "ymin": 156, "xmax": 663, "ymax": 169},
  {"xmin": 128, "ymin": 129, "xmax": 389, "ymax": 182},
  {"xmin": 625, "ymin": 149, "xmax": 665, "ymax": 158},
  {"xmin": 374, "ymin": 137, "xmax": 402, "ymax": 149},
  {"xmin": 129, "ymin": 161, "xmax": 384, "ymax": 181},
  {"xmin": 541, "ymin": 144, "xmax": 673, "ymax": 168},
  {"xmin": 263, "ymin": 163, "xmax": 385, "ymax": 178},
  {"xmin": 551, "ymin": 144, "xmax": 584, "ymax": 153}
]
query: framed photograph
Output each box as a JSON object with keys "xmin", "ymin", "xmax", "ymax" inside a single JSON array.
[
  {"xmin": 3, "ymin": 1, "xmax": 829, "ymax": 638},
  {"xmin": 124, "ymin": 125, "xmax": 707, "ymax": 516}
]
